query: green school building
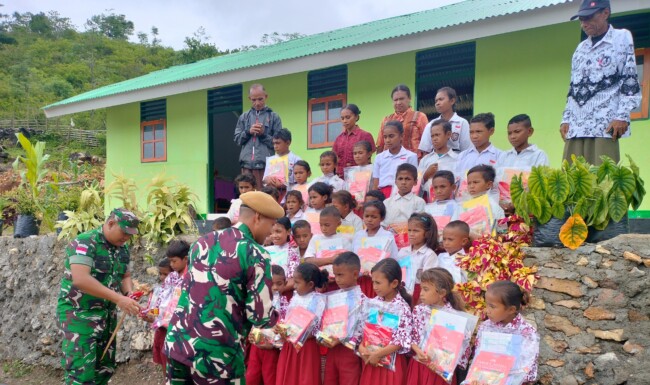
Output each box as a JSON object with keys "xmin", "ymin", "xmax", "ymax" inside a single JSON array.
[{"xmin": 43, "ymin": 0, "xmax": 650, "ymax": 218}]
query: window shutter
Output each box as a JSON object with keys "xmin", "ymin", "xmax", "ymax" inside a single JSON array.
[
  {"xmin": 208, "ymin": 84, "xmax": 243, "ymax": 114},
  {"xmin": 140, "ymin": 99, "xmax": 166, "ymax": 122},
  {"xmin": 308, "ymin": 65, "xmax": 347, "ymax": 99}
]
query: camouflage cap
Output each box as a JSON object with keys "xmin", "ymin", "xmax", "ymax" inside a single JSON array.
[{"xmin": 110, "ymin": 208, "xmax": 140, "ymax": 235}]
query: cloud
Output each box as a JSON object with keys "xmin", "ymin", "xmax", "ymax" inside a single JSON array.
[{"xmin": 4, "ymin": 0, "xmax": 461, "ymax": 50}]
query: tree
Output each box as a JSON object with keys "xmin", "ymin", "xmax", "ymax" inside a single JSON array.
[
  {"xmin": 178, "ymin": 27, "xmax": 222, "ymax": 64},
  {"xmin": 238, "ymin": 31, "xmax": 305, "ymax": 51},
  {"xmin": 85, "ymin": 13, "xmax": 134, "ymax": 40}
]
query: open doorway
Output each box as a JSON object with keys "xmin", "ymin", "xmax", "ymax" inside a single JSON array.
[{"xmin": 208, "ymin": 84, "xmax": 243, "ymax": 213}]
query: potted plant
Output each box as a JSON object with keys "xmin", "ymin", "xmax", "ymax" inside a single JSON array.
[
  {"xmin": 54, "ymin": 185, "xmax": 82, "ymax": 234},
  {"xmin": 12, "ymin": 188, "xmax": 41, "ymax": 237},
  {"xmin": 511, "ymin": 155, "xmax": 644, "ymax": 249},
  {"xmin": 56, "ymin": 182, "xmax": 104, "ymax": 241}
]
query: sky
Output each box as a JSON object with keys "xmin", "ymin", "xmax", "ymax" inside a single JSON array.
[{"xmin": 5, "ymin": 0, "xmax": 462, "ymax": 50}]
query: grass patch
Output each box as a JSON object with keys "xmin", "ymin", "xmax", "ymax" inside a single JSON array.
[{"xmin": 2, "ymin": 360, "xmax": 33, "ymax": 378}]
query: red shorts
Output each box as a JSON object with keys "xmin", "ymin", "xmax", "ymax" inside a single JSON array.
[{"xmin": 152, "ymin": 327, "xmax": 167, "ymax": 367}]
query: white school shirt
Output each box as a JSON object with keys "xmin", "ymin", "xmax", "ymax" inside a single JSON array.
[
  {"xmin": 437, "ymin": 250, "xmax": 467, "ymax": 284},
  {"xmin": 288, "ymin": 209, "xmax": 305, "ymax": 225},
  {"xmin": 314, "ymin": 173, "xmax": 346, "ymax": 192},
  {"xmin": 455, "ymin": 144, "xmax": 503, "ymax": 178},
  {"xmin": 419, "ymin": 113, "xmax": 472, "ymax": 153},
  {"xmin": 397, "ymin": 245, "xmax": 437, "ymax": 284},
  {"xmin": 383, "ymin": 192, "xmax": 426, "ymax": 227},
  {"xmin": 352, "ymin": 227, "xmax": 399, "ymax": 259},
  {"xmin": 425, "ymin": 200, "xmax": 460, "ymax": 220},
  {"xmin": 263, "ymin": 151, "xmax": 302, "ymax": 185},
  {"xmin": 304, "ymin": 233, "xmax": 352, "ymax": 259},
  {"xmin": 418, "ymin": 149, "xmax": 459, "ymax": 192},
  {"xmin": 457, "ymin": 192, "xmax": 505, "ymax": 222},
  {"xmin": 497, "ymin": 145, "xmax": 549, "ymax": 168},
  {"xmin": 372, "ymin": 147, "xmax": 418, "ymax": 188},
  {"xmin": 342, "ymin": 211, "xmax": 364, "ymax": 233}
]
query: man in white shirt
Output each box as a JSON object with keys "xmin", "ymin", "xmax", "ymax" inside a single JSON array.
[{"xmin": 560, "ymin": 0, "xmax": 641, "ymax": 164}]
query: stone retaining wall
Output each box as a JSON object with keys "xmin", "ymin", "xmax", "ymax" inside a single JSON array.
[{"xmin": 0, "ymin": 234, "xmax": 648, "ymax": 384}]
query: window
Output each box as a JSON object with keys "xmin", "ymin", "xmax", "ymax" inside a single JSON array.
[
  {"xmin": 416, "ymin": 42, "xmax": 476, "ymax": 121},
  {"xmin": 632, "ymin": 48, "xmax": 650, "ymax": 120},
  {"xmin": 140, "ymin": 99, "xmax": 166, "ymax": 162},
  {"xmin": 609, "ymin": 12, "xmax": 650, "ymax": 120},
  {"xmin": 307, "ymin": 65, "xmax": 347, "ymax": 148}
]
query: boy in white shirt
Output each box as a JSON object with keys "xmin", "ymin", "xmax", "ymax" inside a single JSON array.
[
  {"xmin": 419, "ymin": 119, "xmax": 458, "ymax": 197},
  {"xmin": 383, "ymin": 163, "xmax": 426, "ymax": 226},
  {"xmin": 456, "ymin": 112, "xmax": 502, "ymax": 177},
  {"xmin": 465, "ymin": 164, "xmax": 505, "ymax": 221},
  {"xmin": 304, "ymin": 206, "xmax": 352, "ymax": 276},
  {"xmin": 438, "ymin": 220, "xmax": 471, "ymax": 284},
  {"xmin": 497, "ymin": 114, "xmax": 549, "ymax": 168}
]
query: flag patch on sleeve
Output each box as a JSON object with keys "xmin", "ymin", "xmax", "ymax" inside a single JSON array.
[{"xmin": 76, "ymin": 245, "xmax": 89, "ymax": 255}]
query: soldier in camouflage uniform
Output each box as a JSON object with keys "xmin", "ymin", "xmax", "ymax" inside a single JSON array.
[
  {"xmin": 57, "ymin": 208, "xmax": 141, "ymax": 385},
  {"xmin": 165, "ymin": 191, "xmax": 285, "ymax": 385}
]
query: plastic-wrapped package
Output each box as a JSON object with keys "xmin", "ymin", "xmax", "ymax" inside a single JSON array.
[
  {"xmin": 359, "ymin": 298, "xmax": 402, "ymax": 372},
  {"xmin": 345, "ymin": 165, "xmax": 373, "ymax": 206},
  {"xmin": 266, "ymin": 245, "xmax": 289, "ymax": 272},
  {"xmin": 395, "ymin": 254, "xmax": 416, "ymax": 293},
  {"xmin": 458, "ymin": 195, "xmax": 494, "ymax": 236},
  {"xmin": 356, "ymin": 236, "xmax": 392, "ymax": 273},
  {"xmin": 266, "ymin": 156, "xmax": 289, "ymax": 188},
  {"xmin": 463, "ymin": 327, "xmax": 540, "ymax": 385},
  {"xmin": 314, "ymin": 238, "xmax": 348, "ymax": 275},
  {"xmin": 154, "ymin": 286, "xmax": 182, "ymax": 328},
  {"xmin": 316, "ymin": 286, "xmax": 364, "ymax": 348},
  {"xmin": 495, "ymin": 167, "xmax": 531, "ymax": 205},
  {"xmin": 388, "ymin": 222, "xmax": 409, "ymax": 249},
  {"xmin": 278, "ymin": 292, "xmax": 326, "ymax": 352},
  {"xmin": 418, "ymin": 306, "xmax": 479, "ymax": 384}
]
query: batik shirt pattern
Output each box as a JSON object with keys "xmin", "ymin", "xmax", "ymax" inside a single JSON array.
[{"xmin": 165, "ymin": 224, "xmax": 278, "ymax": 380}]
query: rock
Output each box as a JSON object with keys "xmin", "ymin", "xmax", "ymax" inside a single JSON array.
[
  {"xmin": 599, "ymin": 278, "xmax": 619, "ymax": 289},
  {"xmin": 595, "ymin": 245, "xmax": 611, "ymax": 255},
  {"xmin": 643, "ymin": 258, "xmax": 650, "ymax": 268},
  {"xmin": 623, "ymin": 251, "xmax": 642, "ymax": 264},
  {"xmin": 581, "ymin": 276, "xmax": 598, "ymax": 289},
  {"xmin": 544, "ymin": 262, "xmax": 562, "ymax": 269},
  {"xmin": 623, "ymin": 341, "xmax": 644, "ymax": 354},
  {"xmin": 587, "ymin": 328, "xmax": 626, "ymax": 342},
  {"xmin": 40, "ymin": 336, "xmax": 53, "ymax": 345},
  {"xmin": 130, "ymin": 331, "xmax": 152, "ymax": 351},
  {"xmin": 585, "ymin": 362, "xmax": 594, "ymax": 378},
  {"xmin": 555, "ymin": 300, "xmax": 582, "ymax": 309},
  {"xmin": 544, "ymin": 315, "xmax": 581, "ymax": 336},
  {"xmin": 546, "ymin": 359, "xmax": 565, "ymax": 367},
  {"xmin": 560, "ymin": 375, "xmax": 578, "ymax": 385},
  {"xmin": 575, "ymin": 345, "xmax": 602, "ymax": 354},
  {"xmin": 544, "ymin": 335, "xmax": 569, "ymax": 353},
  {"xmin": 601, "ymin": 259, "xmax": 614, "ymax": 268},
  {"xmin": 630, "ymin": 267, "xmax": 645, "ymax": 278},
  {"xmin": 583, "ymin": 306, "xmax": 616, "ymax": 321},
  {"xmin": 593, "ymin": 288, "xmax": 628, "ymax": 308},
  {"xmin": 539, "ymin": 373, "xmax": 554, "ymax": 385},
  {"xmin": 536, "ymin": 277, "xmax": 584, "ymax": 298},
  {"xmin": 575, "ymin": 257, "xmax": 589, "ymax": 266},
  {"xmin": 628, "ymin": 309, "xmax": 649, "ymax": 322},
  {"xmin": 146, "ymin": 267, "xmax": 159, "ymax": 276},
  {"xmin": 594, "ymin": 352, "xmax": 619, "ymax": 368},
  {"xmin": 529, "ymin": 296, "xmax": 546, "ymax": 310}
]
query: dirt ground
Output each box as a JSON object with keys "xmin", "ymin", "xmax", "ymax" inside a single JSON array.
[{"xmin": 0, "ymin": 360, "xmax": 165, "ymax": 385}]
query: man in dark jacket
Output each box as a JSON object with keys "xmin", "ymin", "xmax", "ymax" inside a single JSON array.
[{"xmin": 233, "ymin": 84, "xmax": 283, "ymax": 189}]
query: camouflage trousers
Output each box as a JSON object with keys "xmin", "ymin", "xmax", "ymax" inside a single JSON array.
[
  {"xmin": 166, "ymin": 357, "xmax": 242, "ymax": 385},
  {"xmin": 58, "ymin": 306, "xmax": 117, "ymax": 385}
]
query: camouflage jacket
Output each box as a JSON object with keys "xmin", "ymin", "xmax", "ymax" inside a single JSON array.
[
  {"xmin": 57, "ymin": 227, "xmax": 130, "ymax": 312},
  {"xmin": 165, "ymin": 224, "xmax": 279, "ymax": 379}
]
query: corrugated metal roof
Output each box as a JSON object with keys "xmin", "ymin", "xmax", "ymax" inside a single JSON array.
[{"xmin": 43, "ymin": 0, "xmax": 571, "ymax": 110}]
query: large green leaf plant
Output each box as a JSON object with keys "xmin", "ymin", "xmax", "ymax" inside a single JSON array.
[{"xmin": 511, "ymin": 155, "xmax": 644, "ymax": 248}]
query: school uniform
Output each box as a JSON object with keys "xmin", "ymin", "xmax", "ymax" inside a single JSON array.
[
  {"xmin": 383, "ymin": 192, "xmax": 426, "ymax": 227},
  {"xmin": 305, "ymin": 233, "xmax": 352, "ymax": 292},
  {"xmin": 407, "ymin": 302, "xmax": 460, "ymax": 385},
  {"xmin": 419, "ymin": 113, "xmax": 472, "ymax": 154},
  {"xmin": 263, "ymin": 151, "xmax": 302, "ymax": 185},
  {"xmin": 418, "ymin": 149, "xmax": 459, "ymax": 194},
  {"xmin": 359, "ymin": 295, "xmax": 412, "ymax": 385},
  {"xmin": 455, "ymin": 144, "xmax": 502, "ymax": 178},
  {"xmin": 314, "ymin": 173, "xmax": 346, "ymax": 192},
  {"xmin": 288, "ymin": 209, "xmax": 305, "ymax": 225},
  {"xmin": 352, "ymin": 227, "xmax": 399, "ymax": 298},
  {"xmin": 246, "ymin": 295, "xmax": 289, "ymax": 385},
  {"xmin": 372, "ymin": 147, "xmax": 418, "ymax": 197},
  {"xmin": 397, "ymin": 245, "xmax": 437, "ymax": 306},
  {"xmin": 437, "ymin": 250, "xmax": 467, "ymax": 284},
  {"xmin": 497, "ymin": 144, "xmax": 549, "ymax": 168},
  {"xmin": 341, "ymin": 211, "xmax": 364, "ymax": 233}
]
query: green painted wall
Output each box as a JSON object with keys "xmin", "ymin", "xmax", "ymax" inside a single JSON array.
[
  {"xmin": 105, "ymin": 90, "xmax": 209, "ymax": 214},
  {"xmin": 474, "ymin": 21, "xmax": 650, "ymax": 212}
]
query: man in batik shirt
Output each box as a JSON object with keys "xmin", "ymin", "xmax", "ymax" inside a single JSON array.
[{"xmin": 165, "ymin": 191, "xmax": 285, "ymax": 385}]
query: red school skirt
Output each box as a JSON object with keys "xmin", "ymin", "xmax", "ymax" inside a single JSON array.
[
  {"xmin": 405, "ymin": 359, "xmax": 456, "ymax": 385},
  {"xmin": 359, "ymin": 354, "xmax": 407, "ymax": 385},
  {"xmin": 152, "ymin": 327, "xmax": 167, "ymax": 367},
  {"xmin": 276, "ymin": 338, "xmax": 322, "ymax": 385},
  {"xmin": 358, "ymin": 276, "xmax": 376, "ymax": 299},
  {"xmin": 412, "ymin": 284, "xmax": 421, "ymax": 308},
  {"xmin": 246, "ymin": 345, "xmax": 281, "ymax": 385}
]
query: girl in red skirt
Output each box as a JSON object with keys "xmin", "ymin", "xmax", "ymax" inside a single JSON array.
[
  {"xmin": 352, "ymin": 200, "xmax": 399, "ymax": 298},
  {"xmin": 276, "ymin": 263, "xmax": 329, "ymax": 385},
  {"xmin": 396, "ymin": 213, "xmax": 439, "ymax": 307},
  {"xmin": 358, "ymin": 258, "xmax": 413, "ymax": 385},
  {"xmin": 407, "ymin": 268, "xmax": 468, "ymax": 385},
  {"xmin": 246, "ymin": 265, "xmax": 290, "ymax": 385}
]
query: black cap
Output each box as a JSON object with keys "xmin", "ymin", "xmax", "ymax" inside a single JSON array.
[{"xmin": 570, "ymin": 0, "xmax": 610, "ymax": 20}]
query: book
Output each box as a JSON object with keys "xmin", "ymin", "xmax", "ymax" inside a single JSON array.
[
  {"xmin": 305, "ymin": 212, "xmax": 322, "ymax": 235},
  {"xmin": 319, "ymin": 287, "xmax": 363, "ymax": 344},
  {"xmin": 396, "ymin": 254, "xmax": 416, "ymax": 293},
  {"xmin": 465, "ymin": 352, "xmax": 516, "ymax": 385},
  {"xmin": 266, "ymin": 247, "xmax": 289, "ymax": 269},
  {"xmin": 459, "ymin": 195, "xmax": 494, "ymax": 235},
  {"xmin": 388, "ymin": 222, "xmax": 409, "ymax": 249},
  {"xmin": 267, "ymin": 156, "xmax": 289, "ymax": 186},
  {"xmin": 362, "ymin": 304, "xmax": 401, "ymax": 371},
  {"xmin": 315, "ymin": 237, "xmax": 347, "ymax": 274},
  {"xmin": 357, "ymin": 236, "xmax": 392, "ymax": 272},
  {"xmin": 345, "ymin": 165, "xmax": 373, "ymax": 205},
  {"xmin": 282, "ymin": 306, "xmax": 317, "ymax": 349}
]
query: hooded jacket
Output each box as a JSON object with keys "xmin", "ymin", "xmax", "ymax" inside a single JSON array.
[{"xmin": 233, "ymin": 106, "xmax": 283, "ymax": 169}]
